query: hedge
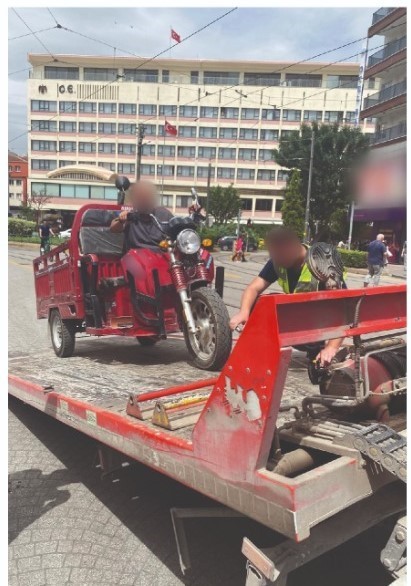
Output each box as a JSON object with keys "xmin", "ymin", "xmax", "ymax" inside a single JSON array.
[
  {"xmin": 8, "ymin": 235, "xmax": 61, "ymax": 246},
  {"xmin": 338, "ymin": 248, "xmax": 368, "ymax": 268},
  {"xmin": 8, "ymin": 218, "xmax": 36, "ymax": 237}
]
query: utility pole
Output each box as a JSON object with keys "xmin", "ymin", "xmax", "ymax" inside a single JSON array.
[
  {"xmin": 205, "ymin": 160, "xmax": 212, "ymax": 227},
  {"xmin": 136, "ymin": 123, "xmax": 145, "ymax": 182},
  {"xmin": 304, "ymin": 128, "xmax": 315, "ymax": 243}
]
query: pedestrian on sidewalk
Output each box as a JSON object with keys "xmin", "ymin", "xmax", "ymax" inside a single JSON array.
[
  {"xmin": 232, "ymin": 235, "xmax": 244, "ymax": 262},
  {"xmin": 364, "ymin": 234, "xmax": 388, "ymax": 287},
  {"xmin": 401, "ymin": 241, "xmax": 407, "ymax": 276}
]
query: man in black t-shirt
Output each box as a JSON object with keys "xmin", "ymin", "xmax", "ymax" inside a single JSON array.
[
  {"xmin": 38, "ymin": 221, "xmax": 55, "ymax": 251},
  {"xmin": 229, "ymin": 227, "xmax": 346, "ymax": 367},
  {"xmin": 110, "ymin": 181, "xmax": 173, "ymax": 251}
]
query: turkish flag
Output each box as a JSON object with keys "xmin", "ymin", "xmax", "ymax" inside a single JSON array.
[
  {"xmin": 171, "ymin": 29, "xmax": 181, "ymax": 43},
  {"xmin": 165, "ymin": 121, "xmax": 178, "ymax": 136}
]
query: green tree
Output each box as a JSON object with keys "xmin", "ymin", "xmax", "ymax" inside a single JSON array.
[
  {"xmin": 208, "ymin": 184, "xmax": 241, "ymax": 225},
  {"xmin": 273, "ymin": 122, "xmax": 369, "ymax": 240},
  {"xmin": 281, "ymin": 169, "xmax": 305, "ymax": 238}
]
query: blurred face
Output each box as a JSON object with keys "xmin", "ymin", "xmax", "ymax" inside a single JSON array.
[
  {"xmin": 267, "ymin": 237, "xmax": 303, "ymax": 268},
  {"xmin": 130, "ymin": 182, "xmax": 158, "ymax": 213}
]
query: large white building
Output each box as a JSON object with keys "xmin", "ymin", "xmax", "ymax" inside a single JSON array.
[{"xmin": 27, "ymin": 54, "xmax": 376, "ymax": 225}]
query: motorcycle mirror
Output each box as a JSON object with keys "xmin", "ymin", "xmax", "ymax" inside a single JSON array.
[{"xmin": 115, "ymin": 175, "xmax": 131, "ymax": 192}]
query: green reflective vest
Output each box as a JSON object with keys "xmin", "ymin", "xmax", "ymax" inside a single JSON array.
[{"xmin": 275, "ymin": 263, "xmax": 319, "ymax": 294}]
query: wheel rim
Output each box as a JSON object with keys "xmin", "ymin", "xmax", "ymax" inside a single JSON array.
[
  {"xmin": 51, "ymin": 314, "xmax": 62, "ymax": 350},
  {"xmin": 189, "ymin": 297, "xmax": 216, "ymax": 362}
]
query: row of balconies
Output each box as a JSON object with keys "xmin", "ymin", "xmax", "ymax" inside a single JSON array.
[
  {"xmin": 370, "ymin": 121, "xmax": 406, "ymax": 146},
  {"xmin": 367, "ymin": 36, "xmax": 407, "ymax": 69}
]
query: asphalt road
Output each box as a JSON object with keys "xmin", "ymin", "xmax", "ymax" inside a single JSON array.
[{"xmin": 9, "ymin": 244, "xmax": 400, "ymax": 586}]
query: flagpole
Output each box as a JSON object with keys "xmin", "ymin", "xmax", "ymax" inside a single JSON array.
[{"xmin": 161, "ymin": 118, "xmax": 166, "ymax": 197}]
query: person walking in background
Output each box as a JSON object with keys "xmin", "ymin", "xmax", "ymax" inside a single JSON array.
[
  {"xmin": 401, "ymin": 241, "xmax": 407, "ymax": 275},
  {"xmin": 364, "ymin": 234, "xmax": 388, "ymax": 288},
  {"xmin": 232, "ymin": 235, "xmax": 244, "ymax": 262}
]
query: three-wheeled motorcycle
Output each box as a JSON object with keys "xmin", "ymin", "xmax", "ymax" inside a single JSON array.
[{"xmin": 33, "ymin": 179, "xmax": 232, "ymax": 370}]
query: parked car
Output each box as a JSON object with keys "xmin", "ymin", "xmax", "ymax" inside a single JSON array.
[
  {"xmin": 217, "ymin": 235, "xmax": 258, "ymax": 252},
  {"xmin": 58, "ymin": 228, "xmax": 72, "ymax": 239}
]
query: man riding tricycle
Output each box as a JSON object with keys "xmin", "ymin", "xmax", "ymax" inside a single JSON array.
[{"xmin": 33, "ymin": 178, "xmax": 232, "ymax": 371}]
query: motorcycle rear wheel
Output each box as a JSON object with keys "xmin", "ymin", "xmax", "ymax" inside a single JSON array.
[{"xmin": 184, "ymin": 287, "xmax": 232, "ymax": 371}]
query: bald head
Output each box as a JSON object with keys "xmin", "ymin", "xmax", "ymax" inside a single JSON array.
[
  {"xmin": 129, "ymin": 181, "xmax": 159, "ymax": 213},
  {"xmin": 376, "ymin": 233, "xmax": 385, "ymax": 241}
]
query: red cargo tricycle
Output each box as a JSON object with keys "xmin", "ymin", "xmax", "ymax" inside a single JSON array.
[{"xmin": 33, "ymin": 202, "xmax": 232, "ymax": 370}]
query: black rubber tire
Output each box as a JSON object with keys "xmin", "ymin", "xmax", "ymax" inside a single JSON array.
[
  {"xmin": 136, "ymin": 336, "xmax": 158, "ymax": 347},
  {"xmin": 184, "ymin": 287, "xmax": 232, "ymax": 371},
  {"xmin": 221, "ymin": 245, "xmax": 229, "ymax": 251},
  {"xmin": 49, "ymin": 309, "xmax": 76, "ymax": 358}
]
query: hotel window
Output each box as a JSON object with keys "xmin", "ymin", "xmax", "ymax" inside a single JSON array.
[
  {"xmin": 59, "ymin": 121, "xmax": 77, "ymax": 132},
  {"xmin": 190, "ymin": 71, "xmax": 199, "ymax": 84},
  {"xmin": 304, "ymin": 110, "xmax": 323, "ymax": 121},
  {"xmin": 59, "ymin": 101, "xmax": 77, "ymax": 113},
  {"xmin": 217, "ymin": 168, "xmax": 235, "ymax": 179},
  {"xmin": 124, "ymin": 69, "xmax": 158, "ymax": 83},
  {"xmin": 258, "ymin": 149, "xmax": 274, "ymax": 161},
  {"xmin": 44, "ymin": 66, "xmax": 79, "ymax": 80},
  {"xmin": 368, "ymin": 77, "xmax": 376, "ymax": 90},
  {"xmin": 327, "ymin": 75, "xmax": 358, "ymax": 89},
  {"xmin": 197, "ymin": 166, "xmax": 215, "ymax": 178},
  {"xmin": 120, "ymin": 103, "xmax": 137, "ymax": 115},
  {"xmin": 162, "ymin": 195, "xmax": 174, "ymax": 206},
  {"xmin": 59, "ymin": 141, "xmax": 77, "ymax": 152},
  {"xmin": 277, "ymin": 170, "xmax": 289, "ymax": 181},
  {"xmin": 255, "ymin": 198, "xmax": 273, "ymax": 211},
  {"xmin": 84, "ymin": 68, "xmax": 117, "ymax": 81},
  {"xmin": 118, "ymin": 163, "xmax": 135, "ymax": 174},
  {"xmin": 281, "ymin": 130, "xmax": 297, "ymax": 139},
  {"xmin": 159, "ymin": 105, "xmax": 177, "ymax": 116},
  {"xmin": 220, "ymin": 107, "xmax": 239, "ymax": 119},
  {"xmin": 198, "ymin": 147, "xmax": 216, "ymax": 159},
  {"xmin": 139, "ymin": 104, "xmax": 157, "ymax": 116},
  {"xmin": 203, "ymin": 71, "xmax": 240, "ymax": 85},
  {"xmin": 118, "ymin": 123, "xmax": 136, "ymax": 134},
  {"xmin": 59, "ymin": 160, "xmax": 75, "ymax": 167},
  {"xmin": 98, "ymin": 123, "xmax": 116, "ymax": 134},
  {"xmin": 31, "ymin": 140, "xmax": 57, "ymax": 152},
  {"xmin": 238, "ymin": 148, "xmax": 257, "ymax": 161},
  {"xmin": 157, "ymin": 165, "xmax": 175, "ymax": 176},
  {"xmin": 179, "ymin": 106, "xmax": 198, "ymax": 118},
  {"xmin": 98, "ymin": 162, "xmax": 116, "ymax": 172},
  {"xmin": 144, "ymin": 124, "xmax": 157, "ymax": 135},
  {"xmin": 219, "ymin": 127, "xmax": 237, "ymax": 139},
  {"xmin": 257, "ymin": 170, "xmax": 276, "ymax": 181},
  {"xmin": 199, "ymin": 127, "xmax": 217, "ymax": 139},
  {"xmin": 260, "ymin": 129, "xmax": 279, "ymax": 141},
  {"xmin": 241, "ymin": 198, "xmax": 253, "ymax": 211},
  {"xmin": 78, "ymin": 142, "xmax": 96, "ymax": 153},
  {"xmin": 104, "ymin": 186, "xmax": 118, "ymax": 199},
  {"xmin": 344, "ymin": 111, "xmax": 356, "ymax": 123},
  {"xmin": 275, "ymin": 199, "xmax": 284, "ymax": 212},
  {"xmin": 32, "ymin": 120, "xmax": 57, "ymax": 132},
  {"xmin": 79, "ymin": 102, "xmax": 97, "ymax": 113},
  {"xmin": 162, "ymin": 70, "xmax": 170, "ymax": 83},
  {"xmin": 282, "ymin": 109, "xmax": 301, "ymax": 121},
  {"xmin": 285, "ymin": 73, "xmax": 322, "ymax": 87},
  {"xmin": 31, "ymin": 159, "xmax": 57, "ymax": 170},
  {"xmin": 200, "ymin": 107, "xmax": 218, "ymax": 118},
  {"xmin": 31, "ymin": 100, "xmax": 57, "ymax": 112},
  {"xmin": 262, "ymin": 108, "xmax": 281, "ymax": 121},
  {"xmin": 140, "ymin": 164, "xmax": 155, "ymax": 175},
  {"xmin": 239, "ymin": 128, "xmax": 258, "ymax": 140},
  {"xmin": 158, "ymin": 145, "xmax": 176, "ymax": 157},
  {"xmin": 218, "ymin": 148, "xmax": 236, "ymax": 160},
  {"xmin": 118, "ymin": 144, "xmax": 136, "ymax": 155},
  {"xmin": 176, "ymin": 196, "xmax": 190, "ymax": 207},
  {"xmin": 324, "ymin": 111, "xmax": 343, "ymax": 123},
  {"xmin": 241, "ymin": 108, "xmax": 260, "ymax": 120},
  {"xmin": 15, "ymin": 166, "xmax": 21, "ymax": 172},
  {"xmin": 98, "ymin": 143, "xmax": 116, "ymax": 154},
  {"xmin": 244, "ymin": 72, "xmax": 281, "ymax": 86},
  {"xmin": 177, "ymin": 166, "xmax": 195, "ymax": 177},
  {"xmin": 237, "ymin": 168, "xmax": 255, "ymax": 180},
  {"xmin": 79, "ymin": 122, "xmax": 96, "ymax": 133},
  {"xmin": 178, "ymin": 146, "xmax": 196, "ymax": 158},
  {"xmin": 90, "ymin": 186, "xmax": 105, "ymax": 199},
  {"xmin": 142, "ymin": 144, "xmax": 155, "ymax": 156},
  {"xmin": 16, "ymin": 180, "xmax": 22, "ymax": 186},
  {"xmin": 178, "ymin": 126, "xmax": 197, "ymax": 138},
  {"xmin": 99, "ymin": 103, "xmax": 117, "ymax": 114}
]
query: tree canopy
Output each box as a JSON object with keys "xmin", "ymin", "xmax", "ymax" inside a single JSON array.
[
  {"xmin": 208, "ymin": 184, "xmax": 242, "ymax": 225},
  {"xmin": 274, "ymin": 122, "xmax": 369, "ymax": 240},
  {"xmin": 281, "ymin": 169, "xmax": 305, "ymax": 238}
]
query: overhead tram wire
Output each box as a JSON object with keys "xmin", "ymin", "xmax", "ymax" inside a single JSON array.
[
  {"xmin": 11, "ymin": 8, "xmax": 56, "ymax": 60},
  {"xmin": 46, "ymin": 7, "xmax": 60, "ymax": 27},
  {"xmin": 8, "ymin": 7, "xmax": 239, "ymax": 145},
  {"xmin": 8, "ymin": 26, "xmax": 58, "ymax": 41}
]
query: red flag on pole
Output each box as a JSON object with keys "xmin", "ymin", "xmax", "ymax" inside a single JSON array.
[
  {"xmin": 171, "ymin": 28, "xmax": 181, "ymax": 43},
  {"xmin": 164, "ymin": 121, "xmax": 178, "ymax": 136}
]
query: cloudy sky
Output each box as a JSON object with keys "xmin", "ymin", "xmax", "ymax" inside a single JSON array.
[{"xmin": 9, "ymin": 6, "xmax": 378, "ymax": 154}]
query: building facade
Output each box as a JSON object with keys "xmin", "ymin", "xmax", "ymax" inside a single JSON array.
[
  {"xmin": 8, "ymin": 151, "xmax": 28, "ymax": 211},
  {"xmin": 357, "ymin": 7, "xmax": 406, "ymax": 246},
  {"xmin": 27, "ymin": 54, "xmax": 375, "ymax": 225}
]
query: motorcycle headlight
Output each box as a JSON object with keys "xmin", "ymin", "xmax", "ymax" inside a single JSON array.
[{"xmin": 176, "ymin": 229, "xmax": 201, "ymax": 255}]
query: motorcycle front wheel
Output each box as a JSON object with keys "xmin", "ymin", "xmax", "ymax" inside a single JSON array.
[{"xmin": 184, "ymin": 287, "xmax": 232, "ymax": 371}]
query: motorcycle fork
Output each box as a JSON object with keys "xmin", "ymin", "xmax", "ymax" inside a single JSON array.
[{"xmin": 169, "ymin": 251, "xmax": 197, "ymax": 334}]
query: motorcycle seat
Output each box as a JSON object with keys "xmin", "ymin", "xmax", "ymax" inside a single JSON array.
[{"xmin": 79, "ymin": 209, "xmax": 124, "ymax": 257}]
